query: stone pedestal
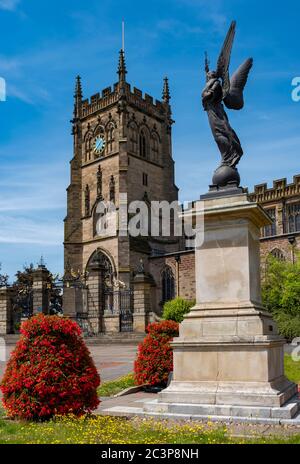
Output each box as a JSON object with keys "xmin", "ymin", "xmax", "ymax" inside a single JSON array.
[
  {"xmin": 145, "ymin": 193, "xmax": 299, "ymax": 420},
  {"xmin": 103, "ymin": 314, "xmax": 120, "ymax": 333}
]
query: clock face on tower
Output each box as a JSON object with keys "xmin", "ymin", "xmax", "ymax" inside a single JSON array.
[{"xmin": 94, "ymin": 135, "xmax": 106, "ymax": 156}]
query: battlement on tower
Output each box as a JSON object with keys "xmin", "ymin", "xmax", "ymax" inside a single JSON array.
[
  {"xmin": 81, "ymin": 81, "xmax": 166, "ymax": 119},
  {"xmin": 249, "ymin": 175, "xmax": 300, "ymax": 203}
]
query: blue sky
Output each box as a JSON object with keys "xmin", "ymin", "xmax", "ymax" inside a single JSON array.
[{"xmin": 0, "ymin": 0, "xmax": 300, "ymax": 280}]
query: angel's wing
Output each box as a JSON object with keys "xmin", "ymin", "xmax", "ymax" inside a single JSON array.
[
  {"xmin": 216, "ymin": 20, "xmax": 236, "ymax": 98},
  {"xmin": 224, "ymin": 58, "xmax": 253, "ymax": 110}
]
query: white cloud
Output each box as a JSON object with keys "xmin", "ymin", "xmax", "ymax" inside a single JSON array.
[
  {"xmin": 0, "ymin": 163, "xmax": 65, "ymax": 246},
  {"xmin": 0, "ymin": 160, "xmax": 68, "ymax": 212},
  {"xmin": 0, "ymin": 0, "xmax": 20, "ymax": 11},
  {"xmin": 0, "ymin": 215, "xmax": 62, "ymax": 245}
]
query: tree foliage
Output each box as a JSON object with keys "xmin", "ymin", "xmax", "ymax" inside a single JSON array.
[
  {"xmin": 0, "ymin": 263, "xmax": 9, "ymax": 288},
  {"xmin": 12, "ymin": 264, "xmax": 63, "ymax": 316}
]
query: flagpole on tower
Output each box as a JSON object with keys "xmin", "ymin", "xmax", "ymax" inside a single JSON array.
[{"xmin": 122, "ymin": 19, "xmax": 125, "ymax": 52}]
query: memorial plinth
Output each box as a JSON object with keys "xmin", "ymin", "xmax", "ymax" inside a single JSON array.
[{"xmin": 145, "ymin": 193, "xmax": 299, "ymax": 420}]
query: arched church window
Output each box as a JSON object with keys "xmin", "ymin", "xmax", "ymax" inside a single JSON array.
[
  {"xmin": 139, "ymin": 129, "xmax": 147, "ymax": 158},
  {"xmin": 129, "ymin": 124, "xmax": 138, "ymax": 153},
  {"xmin": 162, "ymin": 266, "xmax": 175, "ymax": 305},
  {"xmin": 107, "ymin": 125, "xmax": 115, "ymax": 154},
  {"xmin": 85, "ymin": 137, "xmax": 93, "ymax": 162},
  {"xmin": 87, "ymin": 250, "xmax": 114, "ymax": 290},
  {"xmin": 109, "ymin": 175, "xmax": 115, "ymax": 203},
  {"xmin": 84, "ymin": 185, "xmax": 90, "ymax": 217},
  {"xmin": 151, "ymin": 133, "xmax": 159, "ymax": 163},
  {"xmin": 269, "ymin": 248, "xmax": 285, "ymax": 261}
]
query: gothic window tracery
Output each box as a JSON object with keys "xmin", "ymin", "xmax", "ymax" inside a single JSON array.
[
  {"xmin": 97, "ymin": 165, "xmax": 103, "ymax": 199},
  {"xmin": 161, "ymin": 266, "xmax": 175, "ymax": 305},
  {"xmin": 84, "ymin": 185, "xmax": 90, "ymax": 216},
  {"xmin": 87, "ymin": 250, "xmax": 115, "ymax": 289},
  {"xmin": 106, "ymin": 123, "xmax": 115, "ymax": 154},
  {"xmin": 110, "ymin": 175, "xmax": 116, "ymax": 203},
  {"xmin": 269, "ymin": 248, "xmax": 285, "ymax": 261},
  {"xmin": 128, "ymin": 123, "xmax": 138, "ymax": 154},
  {"xmin": 151, "ymin": 132, "xmax": 160, "ymax": 163},
  {"xmin": 85, "ymin": 136, "xmax": 93, "ymax": 162},
  {"xmin": 139, "ymin": 129, "xmax": 148, "ymax": 158}
]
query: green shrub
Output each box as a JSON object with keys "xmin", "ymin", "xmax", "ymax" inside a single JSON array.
[
  {"xmin": 162, "ymin": 298, "xmax": 195, "ymax": 323},
  {"xmin": 273, "ymin": 311, "xmax": 300, "ymax": 341},
  {"xmin": 262, "ymin": 254, "xmax": 300, "ymax": 341}
]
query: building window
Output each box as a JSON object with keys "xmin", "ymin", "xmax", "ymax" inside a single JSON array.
[
  {"xmin": 139, "ymin": 130, "xmax": 147, "ymax": 158},
  {"xmin": 129, "ymin": 124, "xmax": 138, "ymax": 153},
  {"xmin": 262, "ymin": 208, "xmax": 276, "ymax": 237},
  {"xmin": 269, "ymin": 248, "xmax": 285, "ymax": 261},
  {"xmin": 107, "ymin": 126, "xmax": 114, "ymax": 153},
  {"xmin": 285, "ymin": 203, "xmax": 300, "ymax": 234},
  {"xmin": 151, "ymin": 134, "xmax": 159, "ymax": 163},
  {"xmin": 84, "ymin": 184, "xmax": 90, "ymax": 217},
  {"xmin": 162, "ymin": 266, "xmax": 175, "ymax": 305},
  {"xmin": 85, "ymin": 137, "xmax": 93, "ymax": 162},
  {"xmin": 142, "ymin": 173, "xmax": 148, "ymax": 186}
]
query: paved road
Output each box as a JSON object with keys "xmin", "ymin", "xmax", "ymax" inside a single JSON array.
[{"xmin": 0, "ymin": 342, "xmax": 139, "ymax": 385}]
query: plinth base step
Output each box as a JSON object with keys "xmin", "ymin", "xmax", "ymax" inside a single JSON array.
[{"xmin": 143, "ymin": 395, "xmax": 300, "ymax": 420}]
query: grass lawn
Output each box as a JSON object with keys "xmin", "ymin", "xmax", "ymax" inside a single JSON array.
[
  {"xmin": 1, "ymin": 410, "xmax": 300, "ymax": 444},
  {"xmin": 98, "ymin": 373, "xmax": 135, "ymax": 397},
  {"xmin": 284, "ymin": 354, "xmax": 300, "ymax": 384}
]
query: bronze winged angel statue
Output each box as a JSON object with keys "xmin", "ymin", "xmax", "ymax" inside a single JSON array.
[{"xmin": 202, "ymin": 21, "xmax": 253, "ymax": 189}]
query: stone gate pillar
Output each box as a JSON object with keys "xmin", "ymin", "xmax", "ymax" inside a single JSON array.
[
  {"xmin": 87, "ymin": 260, "xmax": 105, "ymax": 334},
  {"xmin": 0, "ymin": 287, "xmax": 15, "ymax": 334},
  {"xmin": 63, "ymin": 284, "xmax": 87, "ymax": 320},
  {"xmin": 133, "ymin": 266, "xmax": 153, "ymax": 333},
  {"xmin": 32, "ymin": 264, "xmax": 50, "ymax": 315}
]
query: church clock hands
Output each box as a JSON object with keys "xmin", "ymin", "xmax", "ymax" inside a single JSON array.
[
  {"xmin": 202, "ymin": 21, "xmax": 253, "ymax": 190},
  {"xmin": 94, "ymin": 135, "xmax": 106, "ymax": 156}
]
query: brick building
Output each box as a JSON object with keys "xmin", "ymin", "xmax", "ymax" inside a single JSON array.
[
  {"xmin": 249, "ymin": 176, "xmax": 300, "ymax": 264},
  {"xmin": 64, "ymin": 49, "xmax": 300, "ymax": 334}
]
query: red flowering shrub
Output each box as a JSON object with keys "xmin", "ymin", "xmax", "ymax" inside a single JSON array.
[
  {"xmin": 0, "ymin": 314, "xmax": 100, "ymax": 421},
  {"xmin": 134, "ymin": 320, "xmax": 179, "ymax": 386}
]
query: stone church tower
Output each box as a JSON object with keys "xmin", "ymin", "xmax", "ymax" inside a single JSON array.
[{"xmin": 64, "ymin": 50, "xmax": 179, "ymax": 332}]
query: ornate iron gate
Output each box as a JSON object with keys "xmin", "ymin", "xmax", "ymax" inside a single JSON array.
[
  {"xmin": 11, "ymin": 288, "xmax": 33, "ymax": 333},
  {"xmin": 119, "ymin": 290, "xmax": 133, "ymax": 333},
  {"xmin": 104, "ymin": 289, "xmax": 133, "ymax": 332}
]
